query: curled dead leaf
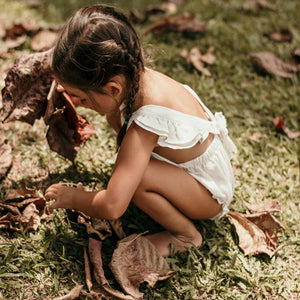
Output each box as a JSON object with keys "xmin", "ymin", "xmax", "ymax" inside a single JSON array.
[
  {"xmin": 78, "ymin": 212, "xmax": 112, "ymax": 240},
  {"xmin": 250, "ymin": 52, "xmax": 299, "ymax": 78},
  {"xmin": 227, "ymin": 211, "xmax": 284, "ymax": 256},
  {"xmin": 44, "ymin": 81, "xmax": 95, "ymax": 161},
  {"xmin": 273, "ymin": 116, "xmax": 300, "ymax": 139},
  {"xmin": 0, "ymin": 182, "xmax": 47, "ymax": 232},
  {"xmin": 110, "ymin": 233, "xmax": 176, "ymax": 299},
  {"xmin": 144, "ymin": 12, "xmax": 205, "ymax": 35},
  {"xmin": 4, "ymin": 180, "xmax": 40, "ymax": 201}
]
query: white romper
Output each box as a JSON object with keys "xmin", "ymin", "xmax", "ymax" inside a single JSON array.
[{"xmin": 127, "ymin": 85, "xmax": 237, "ymax": 220}]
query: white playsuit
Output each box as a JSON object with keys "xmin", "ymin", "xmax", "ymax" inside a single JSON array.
[{"xmin": 127, "ymin": 84, "xmax": 237, "ymax": 220}]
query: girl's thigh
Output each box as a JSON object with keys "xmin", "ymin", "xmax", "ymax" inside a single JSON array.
[{"xmin": 137, "ymin": 158, "xmax": 222, "ymax": 220}]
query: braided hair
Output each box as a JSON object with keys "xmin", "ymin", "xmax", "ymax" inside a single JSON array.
[{"xmin": 52, "ymin": 4, "xmax": 145, "ymax": 146}]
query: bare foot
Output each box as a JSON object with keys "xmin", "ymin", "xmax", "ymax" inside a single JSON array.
[{"xmin": 144, "ymin": 230, "xmax": 202, "ymax": 257}]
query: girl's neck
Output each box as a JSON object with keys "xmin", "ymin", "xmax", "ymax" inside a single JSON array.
[{"xmin": 132, "ymin": 67, "xmax": 150, "ymax": 111}]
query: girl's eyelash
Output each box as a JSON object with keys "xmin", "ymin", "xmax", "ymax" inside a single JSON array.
[{"xmin": 80, "ymin": 98, "xmax": 87, "ymax": 104}]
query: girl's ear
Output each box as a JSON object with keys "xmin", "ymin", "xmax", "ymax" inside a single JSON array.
[{"xmin": 104, "ymin": 75, "xmax": 125, "ymax": 99}]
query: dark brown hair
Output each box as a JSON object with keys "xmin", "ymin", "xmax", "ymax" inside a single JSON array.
[{"xmin": 52, "ymin": 4, "xmax": 145, "ymax": 146}]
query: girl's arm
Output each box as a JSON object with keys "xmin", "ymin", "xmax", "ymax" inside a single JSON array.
[{"xmin": 45, "ymin": 122, "xmax": 158, "ymax": 219}]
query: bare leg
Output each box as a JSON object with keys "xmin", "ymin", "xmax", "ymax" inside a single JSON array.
[{"xmin": 132, "ymin": 158, "xmax": 222, "ymax": 256}]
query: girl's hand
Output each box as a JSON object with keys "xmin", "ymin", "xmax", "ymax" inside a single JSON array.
[{"xmin": 45, "ymin": 183, "xmax": 82, "ymax": 212}]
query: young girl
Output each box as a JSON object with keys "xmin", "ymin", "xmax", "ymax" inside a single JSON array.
[{"xmin": 45, "ymin": 4, "xmax": 237, "ymax": 257}]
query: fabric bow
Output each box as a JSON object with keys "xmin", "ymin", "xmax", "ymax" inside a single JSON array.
[{"xmin": 214, "ymin": 112, "xmax": 237, "ymax": 159}]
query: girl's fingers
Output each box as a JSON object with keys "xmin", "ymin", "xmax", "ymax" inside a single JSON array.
[
  {"xmin": 48, "ymin": 202, "xmax": 59, "ymax": 213},
  {"xmin": 45, "ymin": 188, "xmax": 57, "ymax": 201}
]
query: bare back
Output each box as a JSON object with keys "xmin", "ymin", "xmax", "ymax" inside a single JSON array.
[{"xmin": 136, "ymin": 68, "xmax": 215, "ymax": 164}]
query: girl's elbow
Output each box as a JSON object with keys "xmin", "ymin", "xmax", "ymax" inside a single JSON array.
[{"xmin": 96, "ymin": 192, "xmax": 127, "ymax": 220}]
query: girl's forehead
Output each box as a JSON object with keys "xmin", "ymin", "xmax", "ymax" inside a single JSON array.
[{"xmin": 56, "ymin": 79, "xmax": 86, "ymax": 97}]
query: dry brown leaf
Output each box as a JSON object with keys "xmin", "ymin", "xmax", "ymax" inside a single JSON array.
[
  {"xmin": 84, "ymin": 248, "xmax": 93, "ymax": 292},
  {"xmin": 44, "ymin": 82, "xmax": 95, "ymax": 161},
  {"xmin": 266, "ymin": 29, "xmax": 293, "ymax": 42},
  {"xmin": 4, "ymin": 180, "xmax": 40, "ymax": 201},
  {"xmin": 243, "ymin": 199, "xmax": 282, "ymax": 213},
  {"xmin": 227, "ymin": 211, "xmax": 284, "ymax": 256},
  {"xmin": 0, "ymin": 182, "xmax": 46, "ymax": 232},
  {"xmin": 78, "ymin": 212, "xmax": 112, "ymax": 240},
  {"xmin": 85, "ymin": 238, "xmax": 134, "ymax": 300},
  {"xmin": 181, "ymin": 47, "xmax": 215, "ymax": 76},
  {"xmin": 0, "ymin": 202, "xmax": 21, "ymax": 215},
  {"xmin": 88, "ymin": 238, "xmax": 108, "ymax": 285},
  {"xmin": 31, "ymin": 29, "xmax": 58, "ymax": 51},
  {"xmin": 110, "ymin": 233, "xmax": 175, "ymax": 299},
  {"xmin": 250, "ymin": 52, "xmax": 299, "ymax": 78},
  {"xmin": 1, "ymin": 50, "xmax": 53, "ymax": 124},
  {"xmin": 0, "ymin": 132, "xmax": 12, "ymax": 178},
  {"xmin": 144, "ymin": 12, "xmax": 205, "ymax": 35},
  {"xmin": 273, "ymin": 116, "xmax": 300, "ymax": 139},
  {"xmin": 243, "ymin": 0, "xmax": 276, "ymax": 11},
  {"xmin": 21, "ymin": 202, "xmax": 40, "ymax": 232},
  {"xmin": 109, "ymin": 219, "xmax": 126, "ymax": 239},
  {"xmin": 52, "ymin": 282, "xmax": 83, "ymax": 300}
]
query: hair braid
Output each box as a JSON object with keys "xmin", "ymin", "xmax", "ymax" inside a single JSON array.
[{"xmin": 116, "ymin": 47, "xmax": 143, "ymax": 147}]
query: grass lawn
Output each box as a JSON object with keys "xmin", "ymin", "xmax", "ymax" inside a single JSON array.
[{"xmin": 0, "ymin": 0, "xmax": 299, "ymax": 299}]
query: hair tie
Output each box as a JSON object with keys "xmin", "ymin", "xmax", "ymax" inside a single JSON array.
[{"xmin": 124, "ymin": 120, "xmax": 128, "ymax": 125}]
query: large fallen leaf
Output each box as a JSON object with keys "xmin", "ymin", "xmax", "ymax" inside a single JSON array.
[
  {"xmin": 250, "ymin": 52, "xmax": 299, "ymax": 78},
  {"xmin": 84, "ymin": 238, "xmax": 135, "ymax": 299},
  {"xmin": 227, "ymin": 211, "xmax": 284, "ymax": 256},
  {"xmin": 181, "ymin": 46, "xmax": 215, "ymax": 76},
  {"xmin": 44, "ymin": 82, "xmax": 95, "ymax": 161},
  {"xmin": 242, "ymin": 0, "xmax": 275, "ymax": 11},
  {"xmin": 110, "ymin": 233, "xmax": 176, "ymax": 299},
  {"xmin": 273, "ymin": 116, "xmax": 300, "ymax": 139},
  {"xmin": 1, "ymin": 49, "xmax": 54, "ymax": 124},
  {"xmin": 0, "ymin": 132, "xmax": 12, "ymax": 178},
  {"xmin": 243, "ymin": 199, "xmax": 281, "ymax": 212},
  {"xmin": 144, "ymin": 12, "xmax": 205, "ymax": 35}
]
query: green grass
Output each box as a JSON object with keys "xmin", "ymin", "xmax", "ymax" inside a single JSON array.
[{"xmin": 0, "ymin": 0, "xmax": 299, "ymax": 299}]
